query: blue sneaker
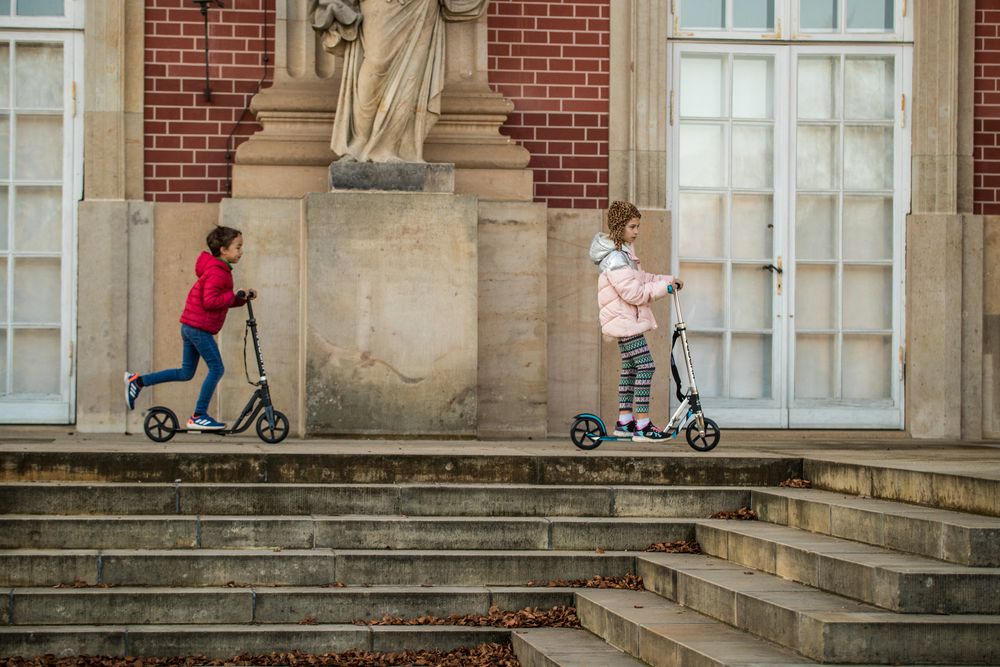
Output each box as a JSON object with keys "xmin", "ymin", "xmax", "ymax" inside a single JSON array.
[
  {"xmin": 613, "ymin": 419, "xmax": 637, "ymax": 437},
  {"xmin": 124, "ymin": 372, "xmax": 142, "ymax": 411},
  {"xmin": 187, "ymin": 414, "xmax": 226, "ymax": 430}
]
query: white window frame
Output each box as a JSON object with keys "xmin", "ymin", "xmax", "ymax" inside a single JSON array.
[
  {"xmin": 670, "ymin": 0, "xmax": 913, "ymax": 43},
  {"xmin": 0, "ymin": 29, "xmax": 82, "ymax": 423},
  {"xmin": 0, "ymin": 0, "xmax": 83, "ymax": 30}
]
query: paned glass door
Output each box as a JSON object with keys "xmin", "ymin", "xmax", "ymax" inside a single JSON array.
[
  {"xmin": 0, "ymin": 32, "xmax": 79, "ymax": 423},
  {"xmin": 670, "ymin": 43, "xmax": 908, "ymax": 428}
]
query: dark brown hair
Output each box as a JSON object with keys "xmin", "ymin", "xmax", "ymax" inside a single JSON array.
[{"xmin": 207, "ymin": 226, "xmax": 242, "ymax": 257}]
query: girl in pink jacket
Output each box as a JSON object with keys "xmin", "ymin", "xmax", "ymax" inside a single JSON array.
[
  {"xmin": 590, "ymin": 201, "xmax": 683, "ymax": 442},
  {"xmin": 123, "ymin": 226, "xmax": 255, "ymax": 431}
]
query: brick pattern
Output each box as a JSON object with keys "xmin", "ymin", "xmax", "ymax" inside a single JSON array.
[
  {"xmin": 975, "ymin": 0, "xmax": 1000, "ymax": 213},
  {"xmin": 487, "ymin": 0, "xmax": 610, "ymax": 209},
  {"xmin": 144, "ymin": 0, "xmax": 273, "ymax": 203}
]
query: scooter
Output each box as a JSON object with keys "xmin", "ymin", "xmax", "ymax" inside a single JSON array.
[
  {"xmin": 142, "ymin": 290, "xmax": 290, "ymax": 444},
  {"xmin": 570, "ymin": 285, "xmax": 721, "ymax": 452}
]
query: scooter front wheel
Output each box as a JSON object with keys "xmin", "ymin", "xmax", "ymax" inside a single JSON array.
[
  {"xmin": 570, "ymin": 415, "xmax": 606, "ymax": 450},
  {"xmin": 685, "ymin": 417, "xmax": 720, "ymax": 452},
  {"xmin": 144, "ymin": 407, "xmax": 179, "ymax": 443},
  {"xmin": 256, "ymin": 410, "xmax": 289, "ymax": 444}
]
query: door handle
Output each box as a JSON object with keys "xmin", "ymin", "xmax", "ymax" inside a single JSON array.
[{"xmin": 761, "ymin": 263, "xmax": 783, "ymax": 274}]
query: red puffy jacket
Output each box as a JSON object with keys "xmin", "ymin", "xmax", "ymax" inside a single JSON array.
[{"xmin": 179, "ymin": 251, "xmax": 247, "ymax": 335}]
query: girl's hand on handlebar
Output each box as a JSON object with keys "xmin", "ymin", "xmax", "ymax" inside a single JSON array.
[
  {"xmin": 246, "ymin": 289, "xmax": 257, "ymax": 300},
  {"xmin": 672, "ymin": 278, "xmax": 684, "ymax": 291}
]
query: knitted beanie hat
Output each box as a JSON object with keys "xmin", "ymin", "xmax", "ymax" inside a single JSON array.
[{"xmin": 607, "ymin": 200, "xmax": 641, "ymax": 249}]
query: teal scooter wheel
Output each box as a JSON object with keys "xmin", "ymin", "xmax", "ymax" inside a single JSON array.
[{"xmin": 570, "ymin": 415, "xmax": 605, "ymax": 450}]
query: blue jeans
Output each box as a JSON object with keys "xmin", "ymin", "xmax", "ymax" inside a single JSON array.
[{"xmin": 141, "ymin": 324, "xmax": 224, "ymax": 417}]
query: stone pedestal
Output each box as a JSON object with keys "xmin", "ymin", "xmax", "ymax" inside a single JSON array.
[{"xmin": 305, "ymin": 192, "xmax": 478, "ymax": 435}]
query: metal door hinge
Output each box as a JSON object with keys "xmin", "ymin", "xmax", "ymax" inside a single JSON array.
[
  {"xmin": 902, "ymin": 0, "xmax": 907, "ymax": 18},
  {"xmin": 669, "ymin": 90, "xmax": 675, "ymax": 126},
  {"xmin": 900, "ymin": 94, "xmax": 906, "ymax": 128},
  {"xmin": 899, "ymin": 346, "xmax": 906, "ymax": 381},
  {"xmin": 71, "ymin": 81, "xmax": 77, "ymax": 116}
]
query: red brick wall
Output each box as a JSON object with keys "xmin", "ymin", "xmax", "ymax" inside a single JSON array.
[
  {"xmin": 144, "ymin": 0, "xmax": 273, "ymax": 203},
  {"xmin": 975, "ymin": 0, "xmax": 1000, "ymax": 214},
  {"xmin": 487, "ymin": 0, "xmax": 610, "ymax": 209}
]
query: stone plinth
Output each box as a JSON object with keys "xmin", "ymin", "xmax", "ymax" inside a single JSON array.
[
  {"xmin": 305, "ymin": 191, "xmax": 478, "ymax": 435},
  {"xmin": 329, "ymin": 161, "xmax": 455, "ymax": 193}
]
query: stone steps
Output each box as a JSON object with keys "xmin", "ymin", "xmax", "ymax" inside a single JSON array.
[
  {"xmin": 635, "ymin": 552, "xmax": 1000, "ymax": 664},
  {"xmin": 0, "ymin": 624, "xmax": 510, "ymax": 660},
  {"xmin": 751, "ymin": 487, "xmax": 1000, "ymax": 566},
  {"xmin": 511, "ymin": 627, "xmax": 647, "ymax": 666},
  {"xmin": 0, "ymin": 481, "xmax": 750, "ymax": 517},
  {"xmin": 0, "ymin": 450, "xmax": 801, "ymax": 485},
  {"xmin": 0, "ymin": 549, "xmax": 638, "ymax": 587},
  {"xmin": 0, "ymin": 585, "xmax": 576, "ymax": 626},
  {"xmin": 0, "ymin": 514, "xmax": 696, "ymax": 551},
  {"xmin": 576, "ymin": 588, "xmax": 820, "ymax": 666},
  {"xmin": 695, "ymin": 520, "xmax": 1000, "ymax": 613}
]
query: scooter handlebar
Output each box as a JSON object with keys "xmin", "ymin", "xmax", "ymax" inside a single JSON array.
[{"xmin": 236, "ymin": 290, "xmax": 246, "ymax": 299}]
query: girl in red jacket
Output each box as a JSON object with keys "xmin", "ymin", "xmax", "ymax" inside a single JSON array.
[
  {"xmin": 124, "ymin": 226, "xmax": 255, "ymax": 430},
  {"xmin": 590, "ymin": 201, "xmax": 683, "ymax": 442}
]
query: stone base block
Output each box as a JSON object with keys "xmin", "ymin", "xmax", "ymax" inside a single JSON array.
[
  {"xmin": 329, "ymin": 161, "xmax": 455, "ymax": 193},
  {"xmin": 305, "ymin": 192, "xmax": 478, "ymax": 435},
  {"xmin": 232, "ymin": 165, "xmax": 329, "ymax": 199}
]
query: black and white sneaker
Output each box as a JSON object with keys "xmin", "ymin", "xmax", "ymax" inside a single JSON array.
[
  {"xmin": 633, "ymin": 422, "xmax": 669, "ymax": 442},
  {"xmin": 613, "ymin": 419, "xmax": 637, "ymax": 437}
]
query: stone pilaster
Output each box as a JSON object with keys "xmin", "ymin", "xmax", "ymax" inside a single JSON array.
[{"xmin": 609, "ymin": 1, "xmax": 669, "ymax": 208}]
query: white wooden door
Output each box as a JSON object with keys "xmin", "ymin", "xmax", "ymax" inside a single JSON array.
[{"xmin": 670, "ymin": 42, "xmax": 909, "ymax": 428}]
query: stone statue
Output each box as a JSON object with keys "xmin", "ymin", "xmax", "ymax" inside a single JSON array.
[{"xmin": 310, "ymin": 0, "xmax": 490, "ymax": 163}]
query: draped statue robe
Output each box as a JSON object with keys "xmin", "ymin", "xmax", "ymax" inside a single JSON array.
[{"xmin": 312, "ymin": 0, "xmax": 490, "ymax": 163}]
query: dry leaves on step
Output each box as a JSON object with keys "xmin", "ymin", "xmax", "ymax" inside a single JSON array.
[
  {"xmin": 644, "ymin": 540, "xmax": 702, "ymax": 554},
  {"xmin": 526, "ymin": 573, "xmax": 644, "ymax": 590},
  {"xmin": 779, "ymin": 478, "xmax": 812, "ymax": 488},
  {"xmin": 710, "ymin": 507, "xmax": 758, "ymax": 520},
  {"xmin": 356, "ymin": 605, "xmax": 579, "ymax": 629}
]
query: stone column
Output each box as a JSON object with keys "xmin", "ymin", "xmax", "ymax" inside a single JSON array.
[
  {"xmin": 907, "ymin": 0, "xmax": 981, "ymax": 439},
  {"xmin": 231, "ymin": 0, "xmax": 340, "ymax": 197}
]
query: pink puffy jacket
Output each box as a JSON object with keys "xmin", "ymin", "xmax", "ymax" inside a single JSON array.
[{"xmin": 590, "ymin": 234, "xmax": 673, "ymax": 338}]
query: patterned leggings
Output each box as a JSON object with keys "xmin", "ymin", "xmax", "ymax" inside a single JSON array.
[{"xmin": 618, "ymin": 334, "xmax": 656, "ymax": 414}]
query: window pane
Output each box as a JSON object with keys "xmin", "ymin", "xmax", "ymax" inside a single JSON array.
[
  {"xmin": 796, "ymin": 264, "xmax": 837, "ymax": 329},
  {"xmin": 16, "ymin": 115, "xmax": 61, "ymax": 180},
  {"xmin": 732, "ymin": 334, "xmax": 772, "ymax": 398},
  {"xmin": 0, "ymin": 186, "xmax": 6, "ymax": 251},
  {"xmin": 0, "ymin": 328, "xmax": 6, "ymax": 395},
  {"xmin": 733, "ymin": 124, "xmax": 773, "ymax": 189},
  {"xmin": 843, "ymin": 196, "xmax": 892, "ymax": 260},
  {"xmin": 732, "ymin": 265, "xmax": 772, "ymax": 330},
  {"xmin": 797, "ymin": 124, "xmax": 840, "ymax": 190},
  {"xmin": 733, "ymin": 0, "xmax": 774, "ymax": 29},
  {"xmin": 795, "ymin": 334, "xmax": 835, "ymax": 399},
  {"xmin": 0, "ymin": 114, "xmax": 8, "ymax": 179},
  {"xmin": 16, "ymin": 0, "xmax": 64, "ymax": 16},
  {"xmin": 842, "ymin": 335, "xmax": 891, "ymax": 399},
  {"xmin": 0, "ymin": 1, "xmax": 9, "ymax": 15},
  {"xmin": 800, "ymin": 0, "xmax": 837, "ymax": 30},
  {"xmin": 678, "ymin": 192, "xmax": 725, "ymax": 258},
  {"xmin": 843, "ymin": 266, "xmax": 891, "ymax": 330},
  {"xmin": 681, "ymin": 55, "xmax": 725, "ymax": 118},
  {"xmin": 733, "ymin": 56, "xmax": 773, "ymax": 119},
  {"xmin": 14, "ymin": 186, "xmax": 61, "ymax": 252},
  {"xmin": 12, "ymin": 328, "xmax": 59, "ymax": 395},
  {"xmin": 680, "ymin": 123, "xmax": 727, "ymax": 188},
  {"xmin": 845, "ymin": 0, "xmax": 893, "ymax": 31},
  {"xmin": 0, "ymin": 44, "xmax": 9, "ymax": 108},
  {"xmin": 686, "ymin": 333, "xmax": 723, "ymax": 397},
  {"xmin": 681, "ymin": 0, "xmax": 725, "ymax": 28},
  {"xmin": 844, "ymin": 125, "xmax": 893, "ymax": 190},
  {"xmin": 13, "ymin": 257, "xmax": 60, "ymax": 323},
  {"xmin": 796, "ymin": 195, "xmax": 838, "ymax": 260},
  {"xmin": 0, "ymin": 257, "xmax": 7, "ymax": 320},
  {"xmin": 798, "ymin": 57, "xmax": 839, "ymax": 120},
  {"xmin": 845, "ymin": 56, "xmax": 894, "ymax": 121},
  {"xmin": 679, "ymin": 262, "xmax": 725, "ymax": 328},
  {"xmin": 732, "ymin": 194, "xmax": 773, "ymax": 260},
  {"xmin": 16, "ymin": 43, "xmax": 63, "ymax": 110}
]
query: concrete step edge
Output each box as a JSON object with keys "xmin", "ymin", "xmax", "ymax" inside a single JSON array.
[{"xmin": 511, "ymin": 627, "xmax": 647, "ymax": 667}]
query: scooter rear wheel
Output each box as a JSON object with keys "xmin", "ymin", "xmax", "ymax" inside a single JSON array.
[
  {"xmin": 256, "ymin": 410, "xmax": 289, "ymax": 444},
  {"xmin": 144, "ymin": 407, "xmax": 179, "ymax": 443},
  {"xmin": 570, "ymin": 416, "xmax": 606, "ymax": 450},
  {"xmin": 685, "ymin": 417, "xmax": 720, "ymax": 452}
]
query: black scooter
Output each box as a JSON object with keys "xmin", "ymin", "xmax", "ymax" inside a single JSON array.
[{"xmin": 142, "ymin": 290, "xmax": 289, "ymax": 444}]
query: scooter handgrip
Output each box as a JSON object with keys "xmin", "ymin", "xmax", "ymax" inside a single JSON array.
[
  {"xmin": 667, "ymin": 284, "xmax": 674, "ymax": 294},
  {"xmin": 236, "ymin": 290, "xmax": 246, "ymax": 299}
]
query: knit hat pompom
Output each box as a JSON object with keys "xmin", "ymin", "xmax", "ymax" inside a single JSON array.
[{"xmin": 607, "ymin": 200, "xmax": 640, "ymax": 249}]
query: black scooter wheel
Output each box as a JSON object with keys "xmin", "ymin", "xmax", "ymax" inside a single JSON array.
[
  {"xmin": 570, "ymin": 416, "xmax": 606, "ymax": 450},
  {"xmin": 685, "ymin": 417, "xmax": 720, "ymax": 452},
  {"xmin": 256, "ymin": 410, "xmax": 289, "ymax": 444},
  {"xmin": 144, "ymin": 407, "xmax": 179, "ymax": 443}
]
